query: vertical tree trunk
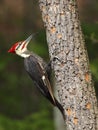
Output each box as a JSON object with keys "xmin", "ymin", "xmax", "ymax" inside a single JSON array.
[{"xmin": 39, "ymin": 0, "xmax": 98, "ymax": 130}]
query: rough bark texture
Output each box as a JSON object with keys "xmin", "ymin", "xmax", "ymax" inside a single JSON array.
[{"xmin": 39, "ymin": 0, "xmax": 98, "ymax": 130}]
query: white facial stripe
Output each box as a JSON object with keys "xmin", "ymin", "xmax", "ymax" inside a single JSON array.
[{"xmin": 21, "ymin": 42, "xmax": 26, "ymax": 50}]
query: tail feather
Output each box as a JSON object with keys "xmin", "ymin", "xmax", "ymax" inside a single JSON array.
[
  {"xmin": 54, "ymin": 98, "xmax": 65, "ymax": 120},
  {"xmin": 43, "ymin": 91, "xmax": 66, "ymax": 119},
  {"xmin": 46, "ymin": 92, "xmax": 65, "ymax": 120}
]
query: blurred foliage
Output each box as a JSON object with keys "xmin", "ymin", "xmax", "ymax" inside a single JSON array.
[
  {"xmin": 0, "ymin": 110, "xmax": 54, "ymax": 130},
  {"xmin": 82, "ymin": 23, "xmax": 98, "ymax": 96},
  {"xmin": 0, "ymin": 0, "xmax": 98, "ymax": 130}
]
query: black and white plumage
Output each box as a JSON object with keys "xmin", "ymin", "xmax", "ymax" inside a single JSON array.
[{"xmin": 8, "ymin": 35, "xmax": 65, "ymax": 119}]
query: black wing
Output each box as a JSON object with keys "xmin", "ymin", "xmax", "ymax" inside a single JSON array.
[
  {"xmin": 24, "ymin": 55, "xmax": 55, "ymax": 103},
  {"xmin": 24, "ymin": 55, "xmax": 65, "ymax": 119}
]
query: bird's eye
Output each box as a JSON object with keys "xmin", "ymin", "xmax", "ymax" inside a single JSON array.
[{"xmin": 16, "ymin": 42, "xmax": 22, "ymax": 50}]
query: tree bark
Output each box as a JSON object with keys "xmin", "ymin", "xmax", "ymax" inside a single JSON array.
[{"xmin": 39, "ymin": 0, "xmax": 98, "ymax": 130}]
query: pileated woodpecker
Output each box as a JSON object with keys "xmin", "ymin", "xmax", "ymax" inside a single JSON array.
[{"xmin": 8, "ymin": 35, "xmax": 65, "ymax": 119}]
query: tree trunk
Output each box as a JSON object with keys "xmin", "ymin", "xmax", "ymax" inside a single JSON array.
[{"xmin": 39, "ymin": 0, "xmax": 98, "ymax": 130}]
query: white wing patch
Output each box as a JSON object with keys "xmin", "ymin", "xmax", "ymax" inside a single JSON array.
[
  {"xmin": 41, "ymin": 74, "xmax": 55, "ymax": 103},
  {"xmin": 42, "ymin": 75, "xmax": 46, "ymax": 86}
]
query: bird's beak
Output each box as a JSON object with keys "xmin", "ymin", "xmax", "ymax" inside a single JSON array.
[{"xmin": 23, "ymin": 34, "xmax": 33, "ymax": 48}]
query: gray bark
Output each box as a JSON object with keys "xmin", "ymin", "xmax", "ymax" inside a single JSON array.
[
  {"xmin": 54, "ymin": 89, "xmax": 65, "ymax": 130},
  {"xmin": 39, "ymin": 0, "xmax": 98, "ymax": 130}
]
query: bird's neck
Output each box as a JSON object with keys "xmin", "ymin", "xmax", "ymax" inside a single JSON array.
[{"xmin": 16, "ymin": 50, "xmax": 31, "ymax": 58}]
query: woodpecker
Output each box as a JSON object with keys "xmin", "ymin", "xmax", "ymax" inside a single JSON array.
[{"xmin": 8, "ymin": 35, "xmax": 65, "ymax": 119}]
